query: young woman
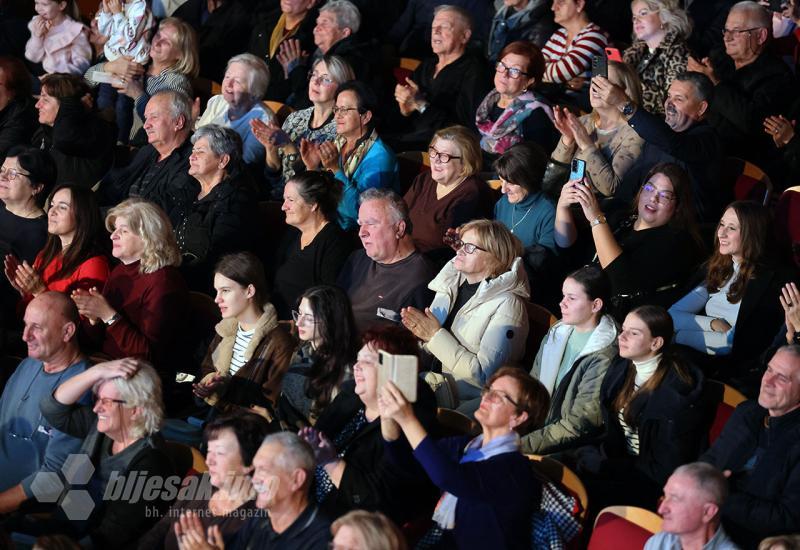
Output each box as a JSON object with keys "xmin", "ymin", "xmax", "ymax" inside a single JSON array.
[
  {"xmin": 277, "ymin": 285, "xmax": 358, "ymax": 427},
  {"xmin": 523, "ymin": 265, "xmax": 618, "ymax": 454}
]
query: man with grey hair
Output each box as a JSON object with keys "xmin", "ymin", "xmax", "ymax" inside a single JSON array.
[
  {"xmin": 645, "ymin": 462, "xmax": 739, "ymax": 550},
  {"xmin": 687, "ymin": 0, "xmax": 796, "ymax": 166},
  {"xmin": 98, "ymin": 89, "xmax": 197, "ymax": 217},
  {"xmin": 700, "ymin": 345, "xmax": 800, "ymax": 547},
  {"xmin": 337, "ymin": 188, "xmax": 435, "ymax": 333}
]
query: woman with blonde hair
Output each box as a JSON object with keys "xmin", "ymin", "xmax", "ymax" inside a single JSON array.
[
  {"xmin": 71, "ymin": 198, "xmax": 188, "ymax": 373},
  {"xmin": 402, "ymin": 219, "xmax": 529, "ymax": 414},
  {"xmin": 330, "ymin": 510, "xmax": 408, "ymax": 550}
]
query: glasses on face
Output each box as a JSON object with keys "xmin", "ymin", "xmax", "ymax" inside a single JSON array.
[
  {"xmin": 631, "ymin": 8, "xmax": 658, "ymax": 20},
  {"xmin": 0, "ymin": 166, "xmax": 31, "ymax": 181},
  {"xmin": 481, "ymin": 386, "xmax": 520, "ymax": 409},
  {"xmin": 332, "ymin": 106, "xmax": 359, "ymax": 117},
  {"xmin": 641, "ymin": 182, "xmax": 676, "ymax": 203},
  {"xmin": 722, "ymin": 27, "xmax": 761, "ymax": 38},
  {"xmin": 454, "ymin": 239, "xmax": 486, "ymax": 254},
  {"xmin": 308, "ymin": 72, "xmax": 335, "ymax": 86},
  {"xmin": 427, "ymin": 147, "xmax": 461, "ymax": 164},
  {"xmin": 495, "ymin": 60, "xmax": 530, "ymax": 79},
  {"xmin": 95, "ymin": 397, "xmax": 127, "ymax": 408},
  {"xmin": 291, "ymin": 310, "xmax": 317, "ymax": 326}
]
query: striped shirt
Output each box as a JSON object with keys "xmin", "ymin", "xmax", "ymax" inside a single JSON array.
[
  {"xmin": 619, "ymin": 409, "xmax": 640, "ymax": 455},
  {"xmin": 542, "ymin": 23, "xmax": 609, "ymax": 83},
  {"xmin": 229, "ymin": 325, "xmax": 256, "ymax": 377}
]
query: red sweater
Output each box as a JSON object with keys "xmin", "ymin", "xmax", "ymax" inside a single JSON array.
[{"xmin": 33, "ymin": 251, "xmax": 110, "ymax": 295}]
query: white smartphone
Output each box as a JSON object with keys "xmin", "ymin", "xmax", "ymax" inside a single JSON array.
[{"xmin": 378, "ymin": 350, "xmax": 418, "ymax": 403}]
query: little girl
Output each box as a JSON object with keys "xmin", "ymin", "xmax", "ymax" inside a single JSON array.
[
  {"xmin": 95, "ymin": 0, "xmax": 153, "ymax": 143},
  {"xmin": 25, "ymin": 0, "xmax": 92, "ymax": 76}
]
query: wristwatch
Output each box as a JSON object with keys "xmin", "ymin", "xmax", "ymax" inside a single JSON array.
[
  {"xmin": 417, "ymin": 101, "xmax": 429, "ymax": 114},
  {"xmin": 620, "ymin": 101, "xmax": 636, "ymax": 117},
  {"xmin": 590, "ymin": 214, "xmax": 607, "ymax": 227},
  {"xmin": 104, "ymin": 312, "xmax": 121, "ymax": 326}
]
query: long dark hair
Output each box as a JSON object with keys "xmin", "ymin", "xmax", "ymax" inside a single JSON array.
[
  {"xmin": 301, "ymin": 285, "xmax": 358, "ymax": 412},
  {"xmin": 612, "ymin": 305, "xmax": 693, "ymax": 425},
  {"xmin": 38, "ymin": 184, "xmax": 103, "ymax": 284}
]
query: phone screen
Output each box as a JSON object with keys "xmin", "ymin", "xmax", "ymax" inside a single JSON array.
[{"xmin": 569, "ymin": 159, "xmax": 586, "ymax": 181}]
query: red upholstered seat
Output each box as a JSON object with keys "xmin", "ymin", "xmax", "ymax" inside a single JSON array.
[{"xmin": 588, "ymin": 507, "xmax": 662, "ymax": 550}]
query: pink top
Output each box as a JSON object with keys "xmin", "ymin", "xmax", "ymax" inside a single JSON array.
[{"xmin": 25, "ymin": 16, "xmax": 92, "ymax": 75}]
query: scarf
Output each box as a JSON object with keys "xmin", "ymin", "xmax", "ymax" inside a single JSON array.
[
  {"xmin": 335, "ymin": 128, "xmax": 378, "ymax": 179},
  {"xmin": 268, "ymin": 13, "xmax": 300, "ymax": 59},
  {"xmin": 475, "ymin": 89, "xmax": 554, "ymax": 154},
  {"xmin": 431, "ymin": 432, "xmax": 521, "ymax": 530}
]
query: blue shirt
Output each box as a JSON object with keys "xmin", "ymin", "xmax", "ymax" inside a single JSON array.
[{"xmin": 494, "ymin": 191, "xmax": 556, "ymax": 252}]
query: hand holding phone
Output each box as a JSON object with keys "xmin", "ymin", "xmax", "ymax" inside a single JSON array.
[
  {"xmin": 378, "ymin": 350, "xmax": 418, "ymax": 403},
  {"xmin": 569, "ymin": 158, "xmax": 586, "ymax": 182},
  {"xmin": 591, "ymin": 54, "xmax": 608, "ymax": 79}
]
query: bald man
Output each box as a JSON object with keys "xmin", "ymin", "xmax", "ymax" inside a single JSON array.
[{"xmin": 0, "ymin": 292, "xmax": 90, "ymax": 513}]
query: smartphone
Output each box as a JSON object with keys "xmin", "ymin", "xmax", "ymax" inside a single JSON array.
[
  {"xmin": 378, "ymin": 350, "xmax": 418, "ymax": 403},
  {"xmin": 605, "ymin": 47, "xmax": 623, "ymax": 63},
  {"xmin": 768, "ymin": 0, "xmax": 786, "ymax": 11},
  {"xmin": 569, "ymin": 159, "xmax": 586, "ymax": 181},
  {"xmin": 591, "ymin": 54, "xmax": 608, "ymax": 79}
]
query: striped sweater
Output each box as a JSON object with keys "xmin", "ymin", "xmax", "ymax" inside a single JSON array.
[{"xmin": 542, "ymin": 23, "xmax": 609, "ymax": 83}]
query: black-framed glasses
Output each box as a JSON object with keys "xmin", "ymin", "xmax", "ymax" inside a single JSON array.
[
  {"xmin": 0, "ymin": 166, "xmax": 31, "ymax": 181},
  {"xmin": 454, "ymin": 239, "xmax": 486, "ymax": 254},
  {"xmin": 332, "ymin": 106, "xmax": 360, "ymax": 116},
  {"xmin": 495, "ymin": 60, "xmax": 529, "ymax": 79},
  {"xmin": 95, "ymin": 397, "xmax": 127, "ymax": 408},
  {"xmin": 428, "ymin": 147, "xmax": 461, "ymax": 164},
  {"xmin": 722, "ymin": 27, "xmax": 761, "ymax": 37},
  {"xmin": 641, "ymin": 182, "xmax": 676, "ymax": 203},
  {"xmin": 291, "ymin": 310, "xmax": 317, "ymax": 325},
  {"xmin": 308, "ymin": 71, "xmax": 335, "ymax": 86},
  {"xmin": 481, "ymin": 386, "xmax": 520, "ymax": 409}
]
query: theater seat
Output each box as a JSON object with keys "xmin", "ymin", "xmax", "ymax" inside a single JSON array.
[
  {"xmin": 705, "ymin": 379, "xmax": 747, "ymax": 444},
  {"xmin": 522, "ymin": 301, "xmax": 558, "ymax": 366},
  {"xmin": 722, "ymin": 157, "xmax": 773, "ymax": 206},
  {"xmin": 397, "ymin": 151, "xmax": 431, "ymax": 195},
  {"xmin": 587, "ymin": 505, "xmax": 662, "ymax": 550},
  {"xmin": 263, "ymin": 101, "xmax": 294, "ymax": 126},
  {"xmin": 775, "ymin": 186, "xmax": 800, "ymax": 269}
]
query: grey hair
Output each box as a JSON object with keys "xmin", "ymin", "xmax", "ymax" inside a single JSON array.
[
  {"xmin": 433, "ymin": 4, "xmax": 473, "ymax": 31},
  {"xmin": 151, "ymin": 89, "xmax": 192, "ymax": 128},
  {"xmin": 673, "ymin": 71, "xmax": 714, "ymax": 103},
  {"xmin": 776, "ymin": 344, "xmax": 800, "ymax": 360},
  {"xmin": 226, "ymin": 53, "xmax": 271, "ymax": 100},
  {"xmin": 110, "ymin": 362, "xmax": 164, "ymax": 439},
  {"xmin": 314, "ymin": 54, "xmax": 356, "ymax": 86},
  {"xmin": 191, "ymin": 124, "xmax": 243, "ymax": 168},
  {"xmin": 262, "ymin": 432, "xmax": 315, "ymax": 481},
  {"xmin": 632, "ymin": 0, "xmax": 692, "ymax": 39},
  {"xmin": 359, "ymin": 188, "xmax": 410, "ymax": 227},
  {"xmin": 673, "ymin": 462, "xmax": 728, "ymax": 507},
  {"xmin": 730, "ymin": 0, "xmax": 771, "ymax": 29},
  {"xmin": 320, "ymin": 0, "xmax": 361, "ymax": 33}
]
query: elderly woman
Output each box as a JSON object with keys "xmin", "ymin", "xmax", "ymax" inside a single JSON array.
[
  {"xmin": 196, "ymin": 53, "xmax": 276, "ymax": 165},
  {"xmin": 32, "ymin": 73, "xmax": 115, "ymax": 188},
  {"xmin": 173, "ymin": 124, "xmax": 254, "ymax": 292},
  {"xmin": 40, "ymin": 359, "xmax": 175, "ymax": 545},
  {"xmin": 404, "ymin": 126, "xmax": 493, "ymax": 257},
  {"xmin": 330, "ymin": 510, "xmax": 408, "ymax": 550},
  {"xmin": 252, "ymin": 55, "xmax": 354, "ymax": 199},
  {"xmin": 476, "ymin": 40, "xmax": 558, "ymax": 159},
  {"xmin": 273, "ymin": 170, "xmax": 354, "ymax": 320},
  {"xmin": 70, "ymin": 198, "xmax": 188, "ymax": 373},
  {"xmin": 137, "ymin": 412, "xmax": 270, "ymax": 550},
  {"xmin": 623, "ymin": 0, "xmax": 691, "ymax": 115},
  {"xmin": 380, "ymin": 366, "xmax": 549, "ymax": 549},
  {"xmin": 0, "ymin": 56, "xmax": 37, "ymax": 158},
  {"xmin": 299, "ymin": 324, "xmax": 438, "ymax": 522},
  {"xmin": 551, "ymin": 61, "xmax": 644, "ymax": 197},
  {"xmin": 402, "ymin": 219, "xmax": 530, "ymax": 414},
  {"xmin": 317, "ymin": 81, "xmax": 399, "ymax": 231}
]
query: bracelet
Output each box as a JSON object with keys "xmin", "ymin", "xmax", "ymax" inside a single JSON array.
[{"xmin": 590, "ymin": 215, "xmax": 607, "ymax": 227}]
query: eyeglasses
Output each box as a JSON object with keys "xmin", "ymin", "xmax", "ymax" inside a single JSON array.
[
  {"xmin": 722, "ymin": 27, "xmax": 761, "ymax": 37},
  {"xmin": 332, "ymin": 106, "xmax": 360, "ymax": 117},
  {"xmin": 427, "ymin": 147, "xmax": 461, "ymax": 164},
  {"xmin": 95, "ymin": 397, "xmax": 127, "ymax": 408},
  {"xmin": 641, "ymin": 182, "xmax": 676, "ymax": 203},
  {"xmin": 291, "ymin": 310, "xmax": 317, "ymax": 326},
  {"xmin": 308, "ymin": 72, "xmax": 335, "ymax": 86},
  {"xmin": 454, "ymin": 239, "xmax": 486, "ymax": 254},
  {"xmin": 631, "ymin": 8, "xmax": 658, "ymax": 20},
  {"xmin": 481, "ymin": 386, "xmax": 520, "ymax": 408},
  {"xmin": 495, "ymin": 61, "xmax": 530, "ymax": 79},
  {"xmin": 0, "ymin": 166, "xmax": 31, "ymax": 181}
]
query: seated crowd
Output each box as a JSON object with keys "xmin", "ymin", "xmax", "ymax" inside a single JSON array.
[{"xmin": 1, "ymin": 0, "xmax": 800, "ymax": 548}]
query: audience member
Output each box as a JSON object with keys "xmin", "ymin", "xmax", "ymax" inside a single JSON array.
[
  {"xmin": 273, "ymin": 170, "xmax": 354, "ymax": 320},
  {"xmin": 330, "ymin": 510, "xmax": 407, "ymax": 550},
  {"xmin": 24, "ymin": 0, "xmax": 90, "ymax": 76},
  {"xmin": 302, "ymin": 324, "xmax": 438, "ymax": 522},
  {"xmin": 0, "ymin": 56, "xmax": 37, "ymax": 158},
  {"xmin": 380, "ymin": 366, "xmax": 548, "ymax": 549},
  {"xmin": 488, "ymin": 0, "xmax": 556, "ymax": 63},
  {"xmin": 701, "ymin": 344, "xmax": 800, "ymax": 548},
  {"xmin": 760, "ymin": 535, "xmax": 800, "ymax": 550},
  {"xmin": 403, "ymin": 125, "xmax": 493, "ymax": 257},
  {"xmin": 645, "ymin": 462, "xmax": 739, "ymax": 550},
  {"xmin": 337, "ymin": 189, "xmax": 435, "ymax": 334},
  {"xmin": 686, "ymin": 0, "xmax": 738, "ymax": 59},
  {"xmin": 402, "ymin": 219, "xmax": 529, "ymax": 414},
  {"xmin": 781, "ymin": 282, "xmax": 800, "ymax": 346},
  {"xmin": 0, "ymin": 293, "xmax": 89, "ymax": 514},
  {"xmin": 523, "ymin": 265, "xmax": 617, "ymax": 454},
  {"xmin": 623, "ymin": 0, "xmax": 691, "ymax": 115},
  {"xmin": 477, "ymin": 40, "xmax": 557, "ymax": 159}
]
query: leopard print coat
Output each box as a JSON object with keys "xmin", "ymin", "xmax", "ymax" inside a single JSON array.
[{"xmin": 623, "ymin": 30, "xmax": 690, "ymax": 115}]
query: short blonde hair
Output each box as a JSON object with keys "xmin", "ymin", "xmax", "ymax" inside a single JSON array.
[
  {"xmin": 110, "ymin": 362, "xmax": 164, "ymax": 439},
  {"xmin": 331, "ymin": 511, "xmax": 407, "ymax": 550},
  {"xmin": 430, "ymin": 125, "xmax": 482, "ymax": 178},
  {"xmin": 632, "ymin": 0, "xmax": 692, "ymax": 39},
  {"xmin": 105, "ymin": 199, "xmax": 181, "ymax": 274},
  {"xmin": 159, "ymin": 18, "xmax": 200, "ymax": 78},
  {"xmin": 459, "ymin": 219, "xmax": 523, "ymax": 277}
]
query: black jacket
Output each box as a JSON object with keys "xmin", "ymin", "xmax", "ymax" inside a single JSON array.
[
  {"xmin": 0, "ymin": 95, "xmax": 37, "ymax": 159},
  {"xmin": 701, "ymin": 402, "xmax": 800, "ymax": 548},
  {"xmin": 31, "ymin": 97, "xmax": 115, "ymax": 188}
]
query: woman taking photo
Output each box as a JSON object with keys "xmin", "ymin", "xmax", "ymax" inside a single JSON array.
[
  {"xmin": 278, "ymin": 284, "xmax": 358, "ymax": 427},
  {"xmin": 476, "ymin": 40, "xmax": 557, "ymax": 159},
  {"xmin": 403, "ymin": 126, "xmax": 493, "ymax": 257},
  {"xmin": 402, "ymin": 219, "xmax": 529, "ymax": 414},
  {"xmin": 555, "ymin": 162, "xmax": 703, "ymax": 319},
  {"xmin": 379, "ymin": 366, "xmax": 549, "ymax": 549},
  {"xmin": 272, "ymin": 170, "xmax": 354, "ymax": 320}
]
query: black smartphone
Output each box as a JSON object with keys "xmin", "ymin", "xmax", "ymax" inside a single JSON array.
[
  {"xmin": 768, "ymin": 0, "xmax": 785, "ymax": 12},
  {"xmin": 591, "ymin": 54, "xmax": 608, "ymax": 79}
]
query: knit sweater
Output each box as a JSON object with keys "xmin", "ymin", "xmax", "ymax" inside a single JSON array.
[{"xmin": 542, "ymin": 23, "xmax": 609, "ymax": 83}]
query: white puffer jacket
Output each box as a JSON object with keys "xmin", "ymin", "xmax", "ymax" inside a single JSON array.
[{"xmin": 425, "ymin": 257, "xmax": 530, "ymax": 401}]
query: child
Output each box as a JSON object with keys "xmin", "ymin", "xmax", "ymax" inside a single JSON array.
[
  {"xmin": 95, "ymin": 0, "xmax": 153, "ymax": 143},
  {"xmin": 25, "ymin": 0, "xmax": 92, "ymax": 76}
]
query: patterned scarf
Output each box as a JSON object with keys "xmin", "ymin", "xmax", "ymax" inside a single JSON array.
[
  {"xmin": 335, "ymin": 128, "xmax": 379, "ymax": 179},
  {"xmin": 475, "ymin": 89, "xmax": 554, "ymax": 154}
]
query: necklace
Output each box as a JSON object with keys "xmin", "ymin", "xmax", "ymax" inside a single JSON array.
[{"xmin": 510, "ymin": 204, "xmax": 534, "ymax": 234}]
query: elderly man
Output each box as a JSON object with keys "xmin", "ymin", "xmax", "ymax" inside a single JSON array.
[
  {"xmin": 176, "ymin": 432, "xmax": 330, "ymax": 549},
  {"xmin": 645, "ymin": 462, "xmax": 739, "ymax": 550},
  {"xmin": 387, "ymin": 5, "xmax": 491, "ymax": 151},
  {"xmin": 0, "ymin": 292, "xmax": 89, "ymax": 514},
  {"xmin": 688, "ymin": 1, "xmax": 797, "ymax": 165},
  {"xmin": 337, "ymin": 188, "xmax": 435, "ymax": 333},
  {"xmin": 700, "ymin": 345, "xmax": 800, "ymax": 548},
  {"xmin": 97, "ymin": 90, "xmax": 197, "ymax": 217}
]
